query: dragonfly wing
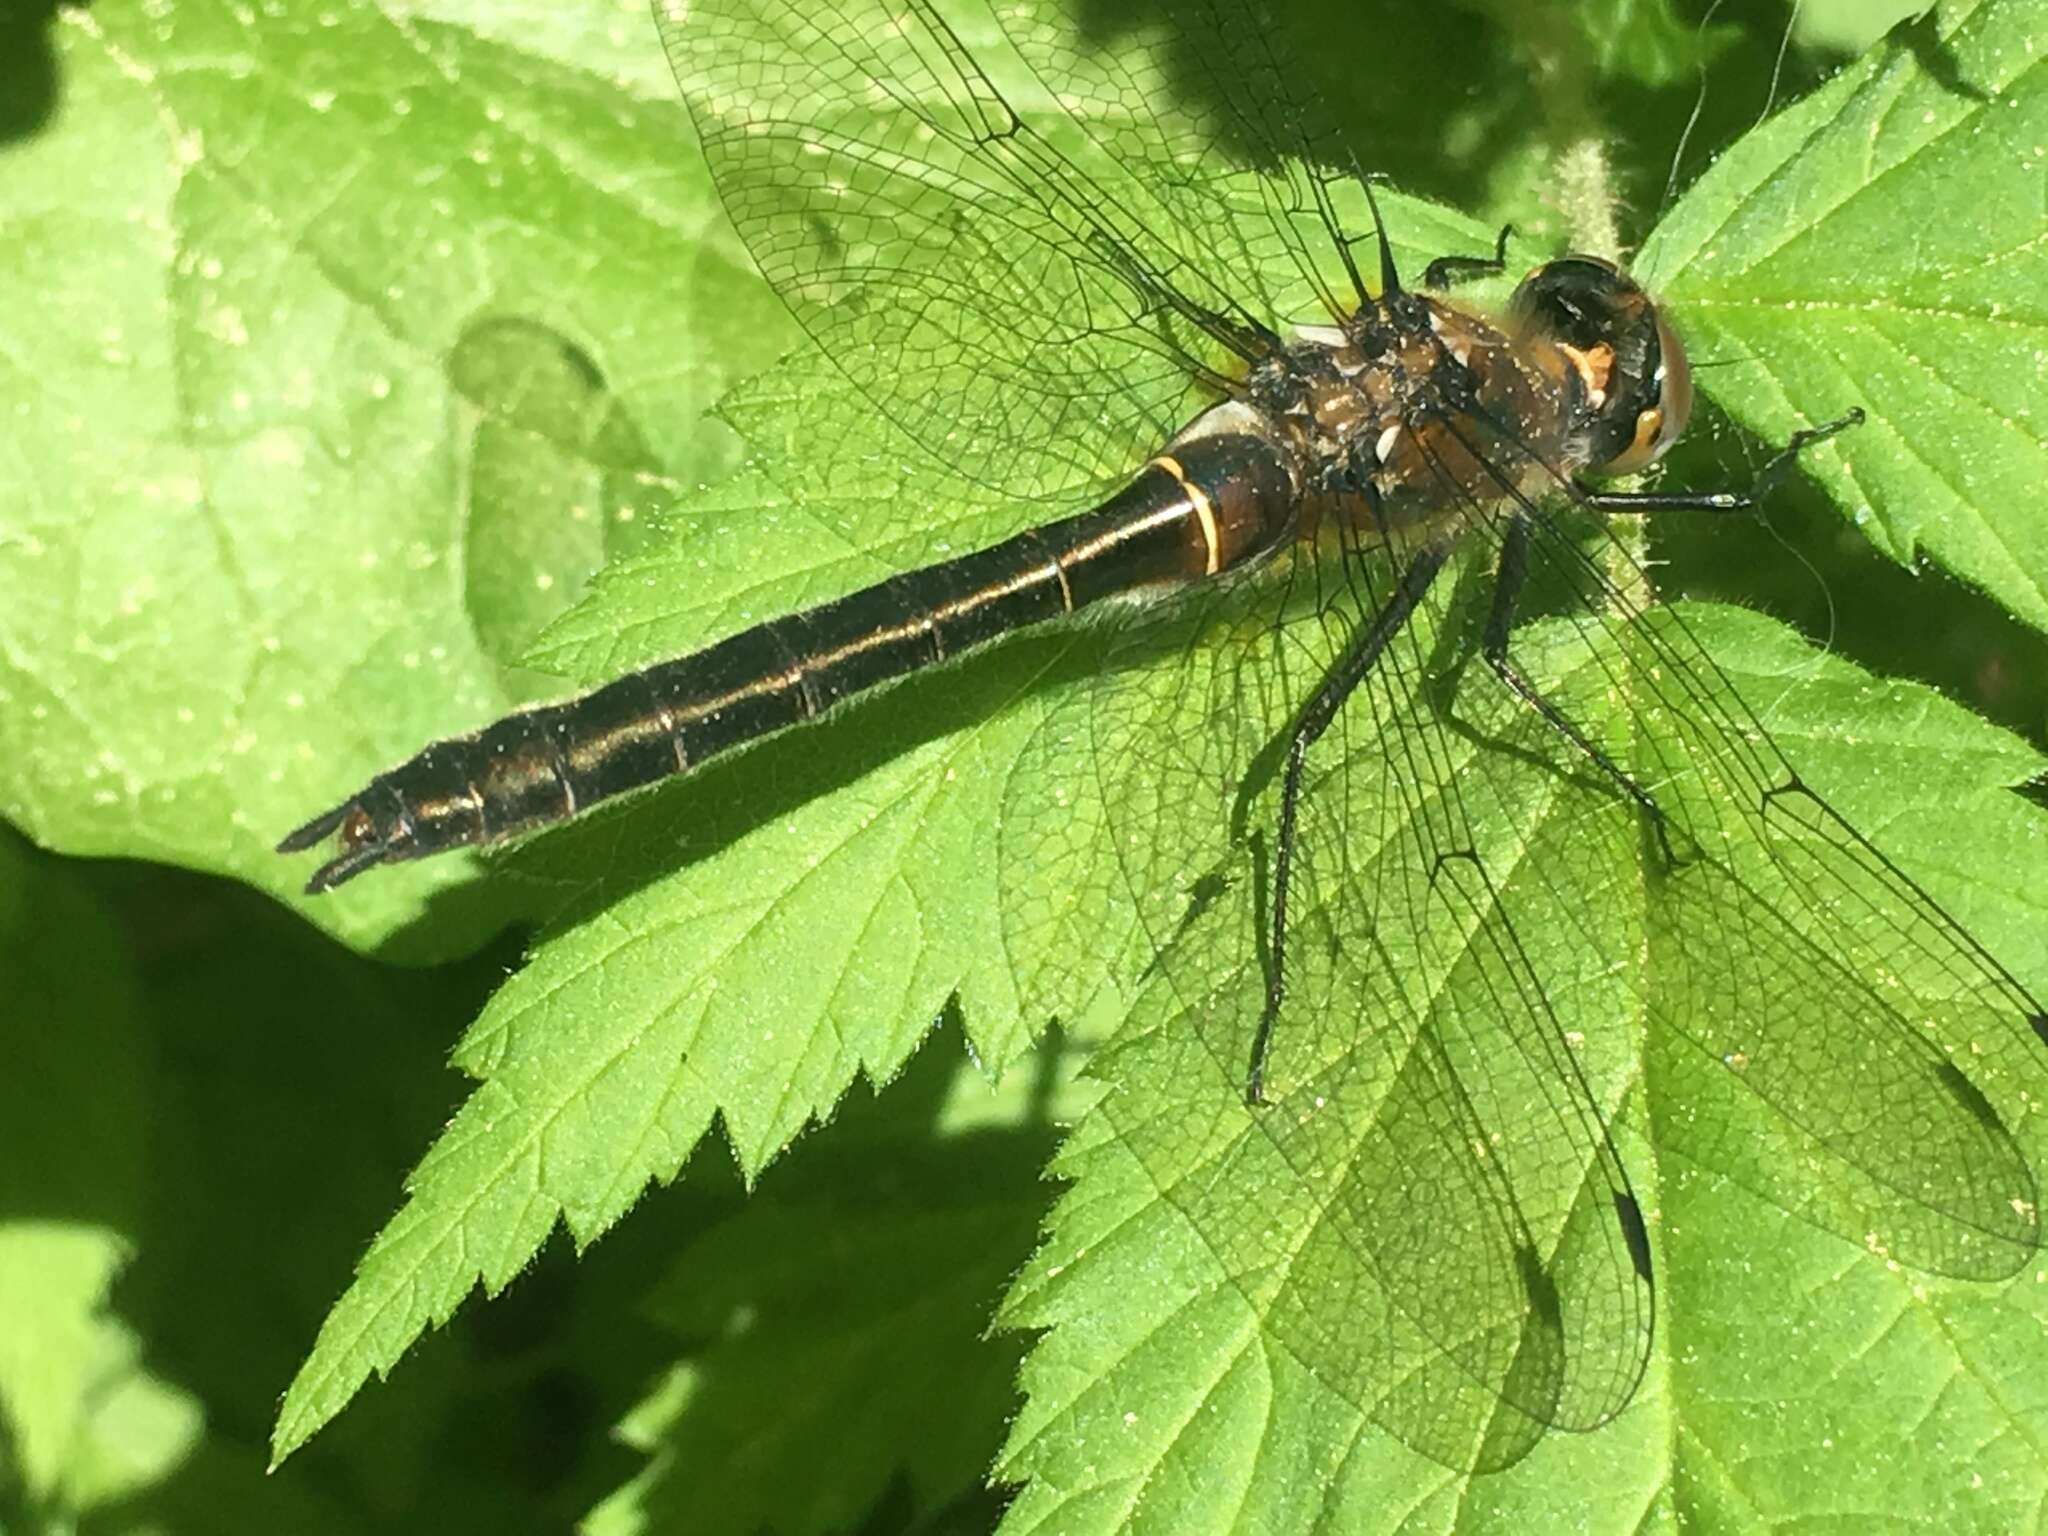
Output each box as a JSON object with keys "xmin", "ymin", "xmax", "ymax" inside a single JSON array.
[
  {"xmin": 994, "ymin": 0, "xmax": 1379, "ymax": 326},
  {"xmin": 1504, "ymin": 487, "xmax": 2042, "ymax": 1280},
  {"xmin": 657, "ymin": 0, "xmax": 1271, "ymax": 502},
  {"xmin": 1423, "ymin": 388, "xmax": 2043, "ymax": 1279},
  {"xmin": 1066, "ymin": 518, "xmax": 1657, "ymax": 1469}
]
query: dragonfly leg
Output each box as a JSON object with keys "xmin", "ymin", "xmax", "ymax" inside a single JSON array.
[
  {"xmin": 1423, "ymin": 224, "xmax": 1513, "ymax": 290},
  {"xmin": 1576, "ymin": 408, "xmax": 1865, "ymax": 511},
  {"xmin": 1249, "ymin": 541, "xmax": 1451, "ymax": 1105},
  {"xmin": 1483, "ymin": 516, "xmax": 1676, "ymax": 867}
]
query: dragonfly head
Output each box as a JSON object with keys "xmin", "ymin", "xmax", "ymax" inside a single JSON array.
[{"xmin": 1509, "ymin": 256, "xmax": 1693, "ymax": 478}]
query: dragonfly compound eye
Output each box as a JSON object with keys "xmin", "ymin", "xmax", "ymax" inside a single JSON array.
[{"xmin": 1510, "ymin": 256, "xmax": 1688, "ymax": 477}]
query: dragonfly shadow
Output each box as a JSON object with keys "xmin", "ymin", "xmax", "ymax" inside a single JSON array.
[
  {"xmin": 0, "ymin": 0, "xmax": 86, "ymax": 147},
  {"xmin": 1061, "ymin": 0, "xmax": 1543, "ymax": 212},
  {"xmin": 1135, "ymin": 864, "xmax": 1238, "ymax": 987},
  {"xmin": 1064, "ymin": 0, "xmax": 1866, "ymax": 239},
  {"xmin": 1409, "ymin": 557, "xmax": 1674, "ymax": 847},
  {"xmin": 1884, "ymin": 7, "xmax": 1994, "ymax": 103}
]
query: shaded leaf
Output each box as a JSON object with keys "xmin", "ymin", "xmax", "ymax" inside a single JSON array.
[
  {"xmin": 0, "ymin": 832, "xmax": 186, "ymax": 1523},
  {"xmin": 585, "ymin": 1021, "xmax": 1079, "ymax": 1536}
]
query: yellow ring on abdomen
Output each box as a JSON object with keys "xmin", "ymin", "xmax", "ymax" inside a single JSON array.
[{"xmin": 1151, "ymin": 453, "xmax": 1221, "ymax": 576}]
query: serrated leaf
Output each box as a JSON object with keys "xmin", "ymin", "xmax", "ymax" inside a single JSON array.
[
  {"xmin": 996, "ymin": 607, "xmax": 2048, "ymax": 1534},
  {"xmin": 1638, "ymin": 0, "xmax": 2048, "ymax": 631},
  {"xmin": 584, "ymin": 1023, "xmax": 1078, "ymax": 1536}
]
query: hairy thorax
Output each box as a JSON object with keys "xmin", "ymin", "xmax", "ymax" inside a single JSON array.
[{"xmin": 1235, "ymin": 295, "xmax": 1579, "ymax": 549}]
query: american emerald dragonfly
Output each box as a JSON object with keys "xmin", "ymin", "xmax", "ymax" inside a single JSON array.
[{"xmin": 279, "ymin": 0, "xmax": 2047, "ymax": 1471}]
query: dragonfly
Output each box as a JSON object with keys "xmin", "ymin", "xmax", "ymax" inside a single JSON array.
[{"xmin": 278, "ymin": 0, "xmax": 2047, "ymax": 1471}]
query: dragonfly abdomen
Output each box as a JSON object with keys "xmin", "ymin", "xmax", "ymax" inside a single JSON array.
[{"xmin": 281, "ymin": 431, "xmax": 1297, "ymax": 892}]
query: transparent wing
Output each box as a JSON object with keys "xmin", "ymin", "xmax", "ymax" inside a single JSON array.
[
  {"xmin": 1047, "ymin": 410, "xmax": 2041, "ymax": 1469},
  {"xmin": 994, "ymin": 0, "xmax": 1380, "ymax": 324},
  {"xmin": 1478, "ymin": 442, "xmax": 2045, "ymax": 1281},
  {"xmin": 656, "ymin": 0, "xmax": 1284, "ymax": 502},
  {"xmin": 1062, "ymin": 502, "xmax": 1657, "ymax": 1470}
]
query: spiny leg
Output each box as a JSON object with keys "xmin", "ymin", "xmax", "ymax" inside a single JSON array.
[
  {"xmin": 1483, "ymin": 409, "xmax": 1865, "ymax": 865},
  {"xmin": 1249, "ymin": 542, "xmax": 1451, "ymax": 1105},
  {"xmin": 1482, "ymin": 517, "xmax": 1677, "ymax": 868},
  {"xmin": 1423, "ymin": 224, "xmax": 1513, "ymax": 291}
]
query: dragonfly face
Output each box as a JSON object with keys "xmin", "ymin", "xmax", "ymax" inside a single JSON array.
[
  {"xmin": 277, "ymin": 0, "xmax": 2045, "ymax": 1479},
  {"xmin": 1507, "ymin": 255, "xmax": 1696, "ymax": 475}
]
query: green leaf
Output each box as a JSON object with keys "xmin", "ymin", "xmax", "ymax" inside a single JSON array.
[
  {"xmin": 0, "ymin": 831, "xmax": 197, "ymax": 1525},
  {"xmin": 1638, "ymin": 0, "xmax": 2048, "ymax": 632},
  {"xmin": 13, "ymin": 0, "xmax": 2035, "ymax": 1518},
  {"xmin": 266, "ymin": 195, "xmax": 1487, "ymax": 1462},
  {"xmin": 0, "ymin": 0, "xmax": 795, "ymax": 953},
  {"xmin": 584, "ymin": 1020, "xmax": 1081, "ymax": 1536},
  {"xmin": 270, "ymin": 0, "xmax": 2048, "ymax": 1497},
  {"xmin": 996, "ymin": 607, "xmax": 2048, "ymax": 1533}
]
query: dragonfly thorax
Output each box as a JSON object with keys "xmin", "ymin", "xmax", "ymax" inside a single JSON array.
[{"xmin": 1233, "ymin": 294, "xmax": 1580, "ymax": 539}]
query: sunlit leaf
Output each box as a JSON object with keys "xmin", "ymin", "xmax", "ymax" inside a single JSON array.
[
  {"xmin": 0, "ymin": 0, "xmax": 795, "ymax": 953},
  {"xmin": 1640, "ymin": 0, "xmax": 2048, "ymax": 631}
]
